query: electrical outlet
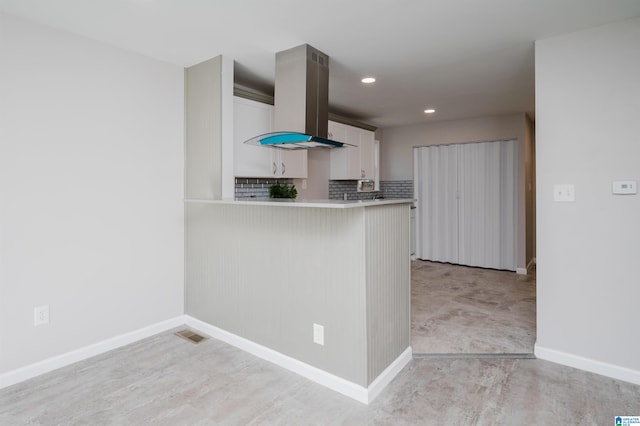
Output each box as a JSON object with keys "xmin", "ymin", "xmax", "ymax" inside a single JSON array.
[
  {"xmin": 34, "ymin": 305, "xmax": 49, "ymax": 326},
  {"xmin": 313, "ymin": 323, "xmax": 324, "ymax": 346}
]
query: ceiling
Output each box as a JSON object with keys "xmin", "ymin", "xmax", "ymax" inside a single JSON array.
[{"xmin": 2, "ymin": 0, "xmax": 640, "ymax": 128}]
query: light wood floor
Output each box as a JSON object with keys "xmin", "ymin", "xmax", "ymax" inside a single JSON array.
[
  {"xmin": 2, "ymin": 263, "xmax": 637, "ymax": 424},
  {"xmin": 411, "ymin": 260, "xmax": 536, "ymax": 354},
  {"xmin": 1, "ymin": 329, "xmax": 638, "ymax": 425}
]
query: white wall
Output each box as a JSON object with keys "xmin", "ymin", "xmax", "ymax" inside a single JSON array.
[
  {"xmin": 0, "ymin": 14, "xmax": 185, "ymax": 374},
  {"xmin": 535, "ymin": 18, "xmax": 640, "ymax": 382},
  {"xmin": 295, "ymin": 150, "xmax": 330, "ymax": 199},
  {"xmin": 381, "ymin": 113, "xmax": 531, "ymax": 270},
  {"xmin": 380, "ymin": 114, "xmax": 527, "ymax": 181}
]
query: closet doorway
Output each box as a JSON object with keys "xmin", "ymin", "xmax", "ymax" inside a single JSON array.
[
  {"xmin": 411, "ymin": 139, "xmax": 535, "ymax": 355},
  {"xmin": 413, "ymin": 139, "xmax": 517, "ymax": 271}
]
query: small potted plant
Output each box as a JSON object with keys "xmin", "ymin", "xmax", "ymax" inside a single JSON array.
[{"xmin": 269, "ymin": 183, "xmax": 298, "ymax": 200}]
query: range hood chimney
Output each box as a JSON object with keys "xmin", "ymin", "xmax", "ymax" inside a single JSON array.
[
  {"xmin": 245, "ymin": 44, "xmax": 352, "ymax": 149},
  {"xmin": 275, "ymin": 44, "xmax": 328, "ymax": 139}
]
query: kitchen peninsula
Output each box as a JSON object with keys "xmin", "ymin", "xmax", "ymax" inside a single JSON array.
[{"xmin": 184, "ymin": 198, "xmax": 413, "ymax": 403}]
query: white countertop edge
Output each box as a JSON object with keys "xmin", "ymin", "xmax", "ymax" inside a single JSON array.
[{"xmin": 184, "ymin": 198, "xmax": 414, "ymax": 209}]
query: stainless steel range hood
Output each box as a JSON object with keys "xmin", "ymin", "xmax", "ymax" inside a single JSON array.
[{"xmin": 245, "ymin": 44, "xmax": 353, "ymax": 150}]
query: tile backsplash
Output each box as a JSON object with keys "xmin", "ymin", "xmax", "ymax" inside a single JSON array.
[
  {"xmin": 235, "ymin": 177, "xmax": 294, "ymax": 199},
  {"xmin": 235, "ymin": 178, "xmax": 414, "ymax": 200},
  {"xmin": 329, "ymin": 180, "xmax": 413, "ymax": 201},
  {"xmin": 380, "ymin": 180, "xmax": 414, "ymax": 199}
]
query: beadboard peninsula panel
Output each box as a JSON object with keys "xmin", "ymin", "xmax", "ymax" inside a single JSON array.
[
  {"xmin": 365, "ymin": 204, "xmax": 411, "ymax": 383},
  {"xmin": 185, "ymin": 203, "xmax": 368, "ymax": 385}
]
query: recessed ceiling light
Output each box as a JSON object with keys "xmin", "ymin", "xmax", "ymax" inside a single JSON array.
[
  {"xmin": 361, "ymin": 77, "xmax": 376, "ymax": 84},
  {"xmin": 424, "ymin": 109, "xmax": 436, "ymax": 114}
]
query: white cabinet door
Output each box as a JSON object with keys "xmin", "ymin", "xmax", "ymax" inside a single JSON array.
[
  {"xmin": 234, "ymin": 97, "xmax": 307, "ymax": 178},
  {"xmin": 359, "ymin": 128, "xmax": 375, "ymax": 179},
  {"xmin": 329, "ymin": 121, "xmax": 355, "ymax": 179},
  {"xmin": 278, "ymin": 149, "xmax": 307, "ymax": 178},
  {"xmin": 234, "ymin": 97, "xmax": 275, "ymax": 178},
  {"xmin": 330, "ymin": 120, "xmax": 374, "ymax": 180},
  {"xmin": 327, "ymin": 120, "xmax": 346, "ymax": 143}
]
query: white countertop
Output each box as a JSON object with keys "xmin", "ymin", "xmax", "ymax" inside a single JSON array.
[{"xmin": 184, "ymin": 198, "xmax": 414, "ymax": 209}]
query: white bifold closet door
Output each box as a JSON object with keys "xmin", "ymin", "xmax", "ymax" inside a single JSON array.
[
  {"xmin": 414, "ymin": 144, "xmax": 458, "ymax": 263},
  {"xmin": 414, "ymin": 140, "xmax": 517, "ymax": 271}
]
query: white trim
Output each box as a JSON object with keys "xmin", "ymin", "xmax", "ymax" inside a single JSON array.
[
  {"xmin": 1, "ymin": 314, "xmax": 412, "ymax": 405},
  {"xmin": 220, "ymin": 55, "xmax": 235, "ymax": 199},
  {"xmin": 185, "ymin": 315, "xmax": 412, "ymax": 404},
  {"xmin": 367, "ymin": 346, "xmax": 413, "ymax": 402},
  {"xmin": 527, "ymin": 257, "xmax": 536, "ymax": 270},
  {"xmin": 516, "ymin": 257, "xmax": 537, "ymax": 275},
  {"xmin": 0, "ymin": 316, "xmax": 187, "ymax": 390},
  {"xmin": 535, "ymin": 344, "xmax": 640, "ymax": 386}
]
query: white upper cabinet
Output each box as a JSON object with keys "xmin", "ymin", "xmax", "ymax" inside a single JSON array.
[
  {"xmin": 233, "ymin": 97, "xmax": 307, "ymax": 178},
  {"xmin": 359, "ymin": 128, "xmax": 375, "ymax": 179},
  {"xmin": 329, "ymin": 121, "xmax": 358, "ymax": 180},
  {"xmin": 327, "ymin": 119, "xmax": 347, "ymax": 143},
  {"xmin": 234, "ymin": 97, "xmax": 274, "ymax": 178},
  {"xmin": 329, "ymin": 120, "xmax": 376, "ymax": 180}
]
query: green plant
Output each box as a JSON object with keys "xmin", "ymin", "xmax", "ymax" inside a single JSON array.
[{"xmin": 269, "ymin": 183, "xmax": 298, "ymax": 199}]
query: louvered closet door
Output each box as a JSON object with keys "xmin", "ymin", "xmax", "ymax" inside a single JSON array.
[
  {"xmin": 414, "ymin": 145, "xmax": 459, "ymax": 263},
  {"xmin": 458, "ymin": 140, "xmax": 517, "ymax": 270}
]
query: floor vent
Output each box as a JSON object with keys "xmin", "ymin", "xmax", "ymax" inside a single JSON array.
[{"xmin": 175, "ymin": 329, "xmax": 207, "ymax": 344}]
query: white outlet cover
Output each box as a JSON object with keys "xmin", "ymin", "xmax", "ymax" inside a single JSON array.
[
  {"xmin": 553, "ymin": 184, "xmax": 575, "ymax": 202},
  {"xmin": 34, "ymin": 305, "xmax": 50, "ymax": 326},
  {"xmin": 313, "ymin": 323, "xmax": 324, "ymax": 346}
]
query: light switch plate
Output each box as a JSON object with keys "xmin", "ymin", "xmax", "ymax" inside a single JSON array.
[
  {"xmin": 612, "ymin": 180, "xmax": 637, "ymax": 195},
  {"xmin": 554, "ymin": 184, "xmax": 575, "ymax": 202},
  {"xmin": 313, "ymin": 323, "xmax": 324, "ymax": 346}
]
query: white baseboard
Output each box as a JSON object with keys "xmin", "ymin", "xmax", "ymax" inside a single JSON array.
[
  {"xmin": 1, "ymin": 314, "xmax": 412, "ymax": 405},
  {"xmin": 535, "ymin": 344, "xmax": 640, "ymax": 386},
  {"xmin": 185, "ymin": 315, "xmax": 412, "ymax": 404},
  {"xmin": 367, "ymin": 346, "xmax": 413, "ymax": 402},
  {"xmin": 516, "ymin": 258, "xmax": 537, "ymax": 275},
  {"xmin": 0, "ymin": 315, "xmax": 187, "ymax": 390}
]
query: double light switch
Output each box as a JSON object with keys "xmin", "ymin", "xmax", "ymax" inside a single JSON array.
[{"xmin": 554, "ymin": 184, "xmax": 575, "ymax": 202}]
